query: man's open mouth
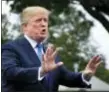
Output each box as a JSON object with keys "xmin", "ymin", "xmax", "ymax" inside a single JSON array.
[{"xmin": 42, "ymin": 29, "xmax": 46, "ymax": 32}]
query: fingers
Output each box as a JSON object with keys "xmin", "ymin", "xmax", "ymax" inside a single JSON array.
[
  {"xmin": 45, "ymin": 44, "xmax": 58, "ymax": 62},
  {"xmin": 88, "ymin": 55, "xmax": 101, "ymax": 66},
  {"xmin": 52, "ymin": 49, "xmax": 58, "ymax": 59},
  {"xmin": 45, "ymin": 44, "xmax": 55, "ymax": 56},
  {"xmin": 48, "ymin": 44, "xmax": 55, "ymax": 51},
  {"xmin": 42, "ymin": 54, "xmax": 46, "ymax": 62},
  {"xmin": 95, "ymin": 62, "xmax": 101, "ymax": 67},
  {"xmin": 86, "ymin": 55, "xmax": 102, "ymax": 72},
  {"xmin": 45, "ymin": 47, "xmax": 51, "ymax": 56},
  {"xmin": 87, "ymin": 56, "xmax": 96, "ymax": 67},
  {"xmin": 95, "ymin": 55, "xmax": 101, "ymax": 63},
  {"xmin": 52, "ymin": 62, "xmax": 64, "ymax": 71},
  {"xmin": 42, "ymin": 44, "xmax": 63, "ymax": 73},
  {"xmin": 56, "ymin": 62, "xmax": 64, "ymax": 67}
]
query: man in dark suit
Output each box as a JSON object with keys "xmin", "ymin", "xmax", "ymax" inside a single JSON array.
[{"xmin": 2, "ymin": 6, "xmax": 101, "ymax": 92}]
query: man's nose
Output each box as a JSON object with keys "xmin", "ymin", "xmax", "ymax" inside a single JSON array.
[{"xmin": 41, "ymin": 19, "xmax": 47, "ymax": 26}]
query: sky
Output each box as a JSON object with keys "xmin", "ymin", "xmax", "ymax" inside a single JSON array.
[{"xmin": 2, "ymin": 1, "xmax": 109, "ymax": 69}]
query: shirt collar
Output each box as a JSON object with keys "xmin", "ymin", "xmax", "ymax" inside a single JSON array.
[{"xmin": 24, "ymin": 35, "xmax": 38, "ymax": 49}]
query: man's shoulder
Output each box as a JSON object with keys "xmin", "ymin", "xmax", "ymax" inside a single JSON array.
[{"xmin": 2, "ymin": 36, "xmax": 25, "ymax": 49}]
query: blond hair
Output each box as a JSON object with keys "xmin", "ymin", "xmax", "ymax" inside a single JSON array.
[{"xmin": 20, "ymin": 6, "xmax": 50, "ymax": 24}]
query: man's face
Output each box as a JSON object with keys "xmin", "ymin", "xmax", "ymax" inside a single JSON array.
[{"xmin": 23, "ymin": 12, "xmax": 49, "ymax": 42}]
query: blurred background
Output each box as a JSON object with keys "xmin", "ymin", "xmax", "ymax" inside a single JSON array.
[{"xmin": 1, "ymin": 0, "xmax": 109, "ymax": 91}]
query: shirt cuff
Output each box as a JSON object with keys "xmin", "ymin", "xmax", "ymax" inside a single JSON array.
[
  {"xmin": 82, "ymin": 73, "xmax": 91, "ymax": 86},
  {"xmin": 38, "ymin": 67, "xmax": 45, "ymax": 81}
]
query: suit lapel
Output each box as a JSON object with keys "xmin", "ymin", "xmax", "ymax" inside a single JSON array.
[{"xmin": 20, "ymin": 37, "xmax": 41, "ymax": 66}]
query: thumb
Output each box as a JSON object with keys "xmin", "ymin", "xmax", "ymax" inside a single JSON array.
[{"xmin": 56, "ymin": 62, "xmax": 64, "ymax": 67}]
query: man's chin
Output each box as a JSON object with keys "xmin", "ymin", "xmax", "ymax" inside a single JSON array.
[{"xmin": 38, "ymin": 35, "xmax": 47, "ymax": 42}]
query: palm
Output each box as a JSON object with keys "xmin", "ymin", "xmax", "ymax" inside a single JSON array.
[
  {"xmin": 84, "ymin": 55, "xmax": 101, "ymax": 76},
  {"xmin": 42, "ymin": 45, "xmax": 63, "ymax": 73}
]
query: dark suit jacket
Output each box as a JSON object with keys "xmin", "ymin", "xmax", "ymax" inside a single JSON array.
[{"xmin": 2, "ymin": 36, "xmax": 91, "ymax": 92}]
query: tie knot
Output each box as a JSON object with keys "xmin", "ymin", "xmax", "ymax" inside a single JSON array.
[{"xmin": 37, "ymin": 44, "xmax": 43, "ymax": 48}]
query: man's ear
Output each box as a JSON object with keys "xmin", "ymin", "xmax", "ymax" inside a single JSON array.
[
  {"xmin": 21, "ymin": 23, "xmax": 27, "ymax": 32},
  {"xmin": 23, "ymin": 23, "xmax": 28, "ymax": 27}
]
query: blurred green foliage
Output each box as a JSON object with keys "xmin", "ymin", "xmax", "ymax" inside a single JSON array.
[{"xmin": 48, "ymin": 7, "xmax": 92, "ymax": 71}]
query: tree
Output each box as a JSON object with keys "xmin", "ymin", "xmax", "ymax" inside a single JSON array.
[
  {"xmin": 74, "ymin": 0, "xmax": 109, "ymax": 32},
  {"xmin": 1, "ymin": 13, "xmax": 21, "ymax": 44},
  {"xmin": 1, "ymin": 14, "xmax": 10, "ymax": 44},
  {"xmin": 47, "ymin": 5, "xmax": 92, "ymax": 70},
  {"xmin": 6, "ymin": 0, "xmax": 70, "ymax": 14},
  {"xmin": 6, "ymin": 0, "xmax": 109, "ymax": 32}
]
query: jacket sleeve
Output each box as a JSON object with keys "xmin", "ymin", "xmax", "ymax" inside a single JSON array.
[
  {"xmin": 58, "ymin": 65, "xmax": 91, "ymax": 88},
  {"xmin": 2, "ymin": 44, "xmax": 40, "ymax": 83}
]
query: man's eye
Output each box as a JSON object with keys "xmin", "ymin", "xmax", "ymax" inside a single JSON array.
[
  {"xmin": 35, "ymin": 19, "xmax": 41, "ymax": 22},
  {"xmin": 44, "ymin": 18, "xmax": 48, "ymax": 22}
]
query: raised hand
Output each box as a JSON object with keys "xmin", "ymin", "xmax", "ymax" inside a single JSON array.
[
  {"xmin": 83, "ymin": 55, "xmax": 101, "ymax": 81},
  {"xmin": 40, "ymin": 44, "xmax": 63, "ymax": 75}
]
